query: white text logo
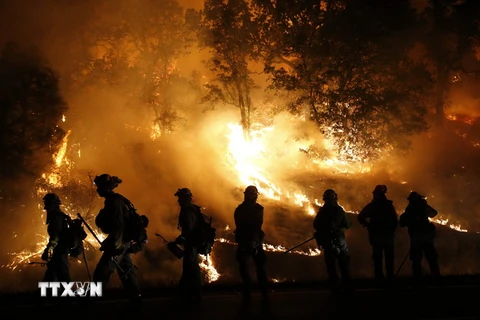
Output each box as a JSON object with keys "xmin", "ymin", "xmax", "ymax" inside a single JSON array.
[{"xmin": 38, "ymin": 282, "xmax": 103, "ymax": 297}]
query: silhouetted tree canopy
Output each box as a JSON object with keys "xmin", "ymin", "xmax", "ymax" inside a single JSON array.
[
  {"xmin": 254, "ymin": 0, "xmax": 432, "ymax": 160},
  {"xmin": 200, "ymin": 0, "xmax": 262, "ymax": 139},
  {"xmin": 71, "ymin": 0, "xmax": 198, "ymax": 135},
  {"xmin": 422, "ymin": 0, "xmax": 480, "ymax": 127},
  {"xmin": 0, "ymin": 42, "xmax": 68, "ymax": 183},
  {"xmin": 61, "ymin": 0, "xmax": 479, "ymax": 159}
]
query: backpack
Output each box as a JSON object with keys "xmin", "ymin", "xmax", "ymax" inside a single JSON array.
[
  {"xmin": 63, "ymin": 214, "xmax": 88, "ymax": 258},
  {"xmin": 425, "ymin": 204, "xmax": 438, "ymax": 218},
  {"xmin": 116, "ymin": 194, "xmax": 149, "ymax": 250},
  {"xmin": 193, "ymin": 207, "xmax": 216, "ymax": 256}
]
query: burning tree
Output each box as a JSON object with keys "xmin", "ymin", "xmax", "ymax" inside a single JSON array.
[{"xmin": 0, "ymin": 42, "xmax": 68, "ymax": 200}]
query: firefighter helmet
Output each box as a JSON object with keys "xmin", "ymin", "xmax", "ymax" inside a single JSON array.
[
  {"xmin": 407, "ymin": 191, "xmax": 425, "ymax": 201},
  {"xmin": 43, "ymin": 193, "xmax": 61, "ymax": 205},
  {"xmin": 94, "ymin": 174, "xmax": 122, "ymax": 189},
  {"xmin": 323, "ymin": 189, "xmax": 338, "ymax": 202},
  {"xmin": 373, "ymin": 185, "xmax": 387, "ymax": 194},
  {"xmin": 174, "ymin": 188, "xmax": 193, "ymax": 198},
  {"xmin": 244, "ymin": 185, "xmax": 259, "ymax": 195}
]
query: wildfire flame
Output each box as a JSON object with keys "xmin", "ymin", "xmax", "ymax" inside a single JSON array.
[
  {"xmin": 225, "ymin": 121, "xmax": 470, "ymax": 235},
  {"xmin": 225, "ymin": 123, "xmax": 320, "ymax": 216},
  {"xmin": 215, "ymin": 238, "xmax": 321, "ymax": 257},
  {"xmin": 199, "ymin": 254, "xmax": 220, "ymax": 283},
  {"xmin": 5, "ymin": 123, "xmax": 223, "ymax": 280},
  {"xmin": 430, "ymin": 217, "xmax": 468, "ymax": 233},
  {"xmin": 2, "ymin": 115, "xmax": 471, "ymax": 281}
]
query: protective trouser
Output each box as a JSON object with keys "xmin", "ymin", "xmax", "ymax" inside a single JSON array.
[
  {"xmin": 42, "ymin": 250, "xmax": 71, "ymax": 282},
  {"xmin": 409, "ymin": 235, "xmax": 440, "ymax": 278},
  {"xmin": 236, "ymin": 244, "xmax": 269, "ymax": 299},
  {"xmin": 323, "ymin": 247, "xmax": 351, "ymax": 286},
  {"xmin": 177, "ymin": 245, "xmax": 203, "ymax": 300},
  {"xmin": 93, "ymin": 251, "xmax": 141, "ymax": 301}
]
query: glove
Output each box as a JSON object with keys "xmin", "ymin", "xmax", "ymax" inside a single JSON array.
[{"xmin": 41, "ymin": 248, "xmax": 50, "ymax": 261}]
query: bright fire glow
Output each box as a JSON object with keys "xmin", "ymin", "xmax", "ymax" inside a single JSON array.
[
  {"xmin": 225, "ymin": 123, "xmax": 319, "ymax": 215},
  {"xmin": 199, "ymin": 254, "xmax": 220, "ymax": 283},
  {"xmin": 431, "ymin": 217, "xmax": 467, "ymax": 233},
  {"xmin": 224, "ymin": 121, "xmax": 470, "ymax": 234},
  {"xmin": 5, "ymin": 125, "xmax": 223, "ymax": 280},
  {"xmin": 215, "ymin": 238, "xmax": 321, "ymax": 257},
  {"xmin": 2, "ymin": 115, "xmax": 472, "ymax": 278}
]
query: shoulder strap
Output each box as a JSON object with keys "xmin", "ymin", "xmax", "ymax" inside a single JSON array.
[
  {"xmin": 194, "ymin": 205, "xmax": 211, "ymax": 227},
  {"xmin": 115, "ymin": 193, "xmax": 136, "ymax": 211}
]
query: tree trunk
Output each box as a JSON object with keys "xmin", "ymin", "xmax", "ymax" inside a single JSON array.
[
  {"xmin": 245, "ymin": 83, "xmax": 252, "ymax": 139},
  {"xmin": 235, "ymin": 78, "xmax": 251, "ymax": 141}
]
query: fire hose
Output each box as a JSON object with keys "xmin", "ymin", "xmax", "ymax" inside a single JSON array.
[
  {"xmin": 284, "ymin": 236, "xmax": 316, "ymax": 253},
  {"xmin": 29, "ymin": 261, "xmax": 48, "ymax": 267},
  {"xmin": 155, "ymin": 233, "xmax": 184, "ymax": 259},
  {"xmin": 77, "ymin": 213, "xmax": 126, "ymax": 274}
]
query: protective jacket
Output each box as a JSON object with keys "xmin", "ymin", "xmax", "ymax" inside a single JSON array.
[
  {"xmin": 358, "ymin": 196, "xmax": 398, "ymax": 243},
  {"xmin": 95, "ymin": 193, "xmax": 130, "ymax": 252},
  {"xmin": 46, "ymin": 210, "xmax": 70, "ymax": 253},
  {"xmin": 177, "ymin": 203, "xmax": 202, "ymax": 246},
  {"xmin": 234, "ymin": 202, "xmax": 265, "ymax": 245},
  {"xmin": 399, "ymin": 198, "xmax": 437, "ymax": 236},
  {"xmin": 313, "ymin": 202, "xmax": 350, "ymax": 252}
]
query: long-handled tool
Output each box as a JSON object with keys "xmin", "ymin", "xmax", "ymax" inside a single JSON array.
[
  {"xmin": 81, "ymin": 242, "xmax": 92, "ymax": 282},
  {"xmin": 77, "ymin": 213, "xmax": 103, "ymax": 244},
  {"xmin": 29, "ymin": 261, "xmax": 47, "ymax": 267},
  {"xmin": 77, "ymin": 213, "xmax": 125, "ymax": 274},
  {"xmin": 155, "ymin": 233, "xmax": 184, "ymax": 259},
  {"xmin": 284, "ymin": 236, "xmax": 316, "ymax": 254},
  {"xmin": 395, "ymin": 249, "xmax": 411, "ymax": 278}
]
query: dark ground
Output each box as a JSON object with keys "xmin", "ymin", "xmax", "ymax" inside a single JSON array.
[{"xmin": 1, "ymin": 276, "xmax": 479, "ymax": 320}]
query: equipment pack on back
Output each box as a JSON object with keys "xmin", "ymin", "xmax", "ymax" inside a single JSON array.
[
  {"xmin": 116, "ymin": 194, "xmax": 149, "ymax": 251},
  {"xmin": 62, "ymin": 214, "xmax": 88, "ymax": 258},
  {"xmin": 193, "ymin": 207, "xmax": 216, "ymax": 256}
]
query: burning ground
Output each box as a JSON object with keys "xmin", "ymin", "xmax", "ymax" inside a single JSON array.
[{"xmin": 0, "ymin": 103, "xmax": 479, "ymax": 293}]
